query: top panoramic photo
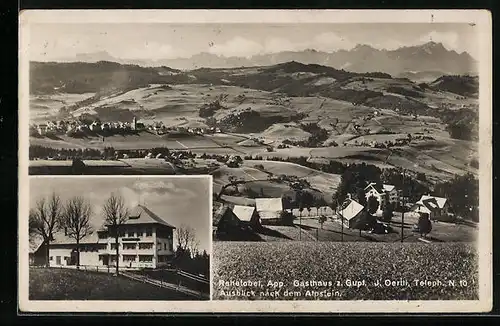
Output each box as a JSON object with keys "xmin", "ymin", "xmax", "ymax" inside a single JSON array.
[{"xmin": 24, "ymin": 21, "xmax": 480, "ymax": 183}]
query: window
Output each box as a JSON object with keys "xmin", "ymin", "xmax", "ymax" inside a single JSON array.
[
  {"xmin": 136, "ymin": 228, "xmax": 144, "ymax": 237},
  {"xmin": 164, "ymin": 243, "xmax": 167, "ymax": 250},
  {"xmin": 145, "ymin": 228, "xmax": 152, "ymax": 237},
  {"xmin": 98, "ymin": 232, "xmax": 108, "ymax": 239},
  {"xmin": 139, "ymin": 255, "xmax": 153, "ymax": 262},
  {"xmin": 139, "ymin": 243, "xmax": 153, "ymax": 250},
  {"xmin": 128, "ymin": 230, "xmax": 135, "ymax": 237},
  {"xmin": 49, "ymin": 256, "xmax": 53, "ymax": 261},
  {"xmin": 118, "ymin": 230, "xmax": 125, "ymax": 237},
  {"xmin": 111, "ymin": 243, "xmax": 120, "ymax": 250},
  {"xmin": 123, "ymin": 255, "xmax": 136, "ymax": 262},
  {"xmin": 123, "ymin": 243, "xmax": 136, "ymax": 250}
]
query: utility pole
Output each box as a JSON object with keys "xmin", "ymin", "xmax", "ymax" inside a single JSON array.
[
  {"xmin": 401, "ymin": 169, "xmax": 405, "ymax": 243},
  {"xmin": 338, "ymin": 198, "xmax": 343, "ymax": 243}
]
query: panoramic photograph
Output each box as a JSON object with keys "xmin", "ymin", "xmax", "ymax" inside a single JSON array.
[
  {"xmin": 28, "ymin": 176, "xmax": 211, "ymax": 300},
  {"xmin": 24, "ymin": 20, "xmax": 481, "ymax": 302}
]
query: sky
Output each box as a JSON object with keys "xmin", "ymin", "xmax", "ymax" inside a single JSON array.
[
  {"xmin": 29, "ymin": 176, "xmax": 212, "ymax": 253},
  {"xmin": 28, "ymin": 23, "xmax": 480, "ymax": 61}
]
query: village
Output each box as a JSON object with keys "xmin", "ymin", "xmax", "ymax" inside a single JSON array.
[
  {"xmin": 30, "ymin": 116, "xmax": 222, "ymax": 138},
  {"xmin": 213, "ymin": 176, "xmax": 471, "ymax": 244}
]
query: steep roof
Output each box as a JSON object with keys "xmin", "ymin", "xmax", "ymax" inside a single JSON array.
[
  {"xmin": 338, "ymin": 199, "xmax": 365, "ymax": 221},
  {"xmin": 29, "ymin": 235, "xmax": 45, "ymax": 254},
  {"xmin": 416, "ymin": 195, "xmax": 447, "ymax": 209},
  {"xmin": 212, "ymin": 202, "xmax": 234, "ymax": 226},
  {"xmin": 232, "ymin": 205, "xmax": 255, "ymax": 222},
  {"xmin": 125, "ymin": 205, "xmax": 176, "ymax": 229},
  {"xmin": 364, "ymin": 182, "xmax": 383, "ymax": 193}
]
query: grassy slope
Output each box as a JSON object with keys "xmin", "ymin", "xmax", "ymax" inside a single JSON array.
[
  {"xmin": 29, "ymin": 62, "xmax": 477, "ymax": 183},
  {"xmin": 212, "ymin": 242, "xmax": 478, "ymax": 300},
  {"xmin": 29, "ymin": 268, "xmax": 193, "ymax": 300}
]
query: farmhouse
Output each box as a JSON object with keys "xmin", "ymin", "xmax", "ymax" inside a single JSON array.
[
  {"xmin": 47, "ymin": 204, "xmax": 176, "ymax": 269},
  {"xmin": 212, "ymin": 203, "xmax": 241, "ymax": 237},
  {"xmin": 337, "ymin": 198, "xmax": 368, "ymax": 229},
  {"xmin": 255, "ymin": 197, "xmax": 284, "ymax": 224},
  {"xmin": 410, "ymin": 195, "xmax": 450, "ymax": 220},
  {"xmin": 364, "ymin": 182, "xmax": 401, "ymax": 213}
]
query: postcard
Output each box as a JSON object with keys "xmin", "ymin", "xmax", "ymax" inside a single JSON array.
[{"xmin": 18, "ymin": 9, "xmax": 492, "ymax": 313}]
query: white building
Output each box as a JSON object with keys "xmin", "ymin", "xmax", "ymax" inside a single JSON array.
[
  {"xmin": 364, "ymin": 182, "xmax": 401, "ymax": 213},
  {"xmin": 336, "ymin": 199, "xmax": 367, "ymax": 229},
  {"xmin": 48, "ymin": 205, "xmax": 176, "ymax": 269}
]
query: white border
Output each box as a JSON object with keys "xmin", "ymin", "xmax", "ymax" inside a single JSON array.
[{"xmin": 18, "ymin": 9, "xmax": 492, "ymax": 313}]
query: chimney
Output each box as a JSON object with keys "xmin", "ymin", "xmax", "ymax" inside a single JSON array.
[{"xmin": 347, "ymin": 193, "xmax": 351, "ymax": 200}]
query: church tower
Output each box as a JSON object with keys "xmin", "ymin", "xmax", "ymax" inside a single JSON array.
[{"xmin": 132, "ymin": 117, "xmax": 137, "ymax": 130}]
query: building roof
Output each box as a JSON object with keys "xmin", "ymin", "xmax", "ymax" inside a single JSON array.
[
  {"xmin": 50, "ymin": 230, "xmax": 104, "ymax": 246},
  {"xmin": 232, "ymin": 205, "xmax": 255, "ymax": 222},
  {"xmin": 29, "ymin": 235, "xmax": 45, "ymax": 254},
  {"xmin": 416, "ymin": 195, "xmax": 447, "ymax": 209},
  {"xmin": 382, "ymin": 184, "xmax": 396, "ymax": 192},
  {"xmin": 365, "ymin": 183, "xmax": 396, "ymax": 194},
  {"xmin": 338, "ymin": 199, "xmax": 365, "ymax": 221},
  {"xmin": 255, "ymin": 198, "xmax": 283, "ymax": 212},
  {"xmin": 415, "ymin": 195, "xmax": 447, "ymax": 212},
  {"xmin": 364, "ymin": 182, "xmax": 383, "ymax": 194},
  {"xmin": 212, "ymin": 202, "xmax": 237, "ymax": 226},
  {"xmin": 126, "ymin": 205, "xmax": 176, "ymax": 229}
]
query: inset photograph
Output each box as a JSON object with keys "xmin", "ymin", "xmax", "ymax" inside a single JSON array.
[{"xmin": 27, "ymin": 176, "xmax": 211, "ymax": 300}]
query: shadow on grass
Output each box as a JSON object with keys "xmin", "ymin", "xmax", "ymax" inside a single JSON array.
[
  {"xmin": 255, "ymin": 226, "xmax": 292, "ymax": 240},
  {"xmin": 215, "ymin": 228, "xmax": 265, "ymax": 241}
]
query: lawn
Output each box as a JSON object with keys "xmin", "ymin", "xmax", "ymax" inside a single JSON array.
[
  {"xmin": 212, "ymin": 242, "xmax": 478, "ymax": 300},
  {"xmin": 29, "ymin": 267, "xmax": 194, "ymax": 300}
]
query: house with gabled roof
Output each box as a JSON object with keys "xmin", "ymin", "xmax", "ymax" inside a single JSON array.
[
  {"xmin": 47, "ymin": 204, "xmax": 176, "ymax": 269},
  {"xmin": 212, "ymin": 202, "xmax": 241, "ymax": 237},
  {"xmin": 336, "ymin": 198, "xmax": 368, "ymax": 229},
  {"xmin": 364, "ymin": 182, "xmax": 401, "ymax": 213},
  {"xmin": 410, "ymin": 195, "xmax": 450, "ymax": 220}
]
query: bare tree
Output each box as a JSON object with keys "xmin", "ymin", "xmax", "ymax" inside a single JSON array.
[
  {"xmin": 29, "ymin": 192, "xmax": 63, "ymax": 267},
  {"xmin": 102, "ymin": 193, "xmax": 129, "ymax": 276},
  {"xmin": 176, "ymin": 224, "xmax": 199, "ymax": 257},
  {"xmin": 62, "ymin": 196, "xmax": 94, "ymax": 268}
]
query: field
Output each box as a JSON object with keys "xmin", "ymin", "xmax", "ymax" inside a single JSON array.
[
  {"xmin": 212, "ymin": 242, "xmax": 478, "ymax": 300},
  {"xmin": 29, "ymin": 267, "xmax": 193, "ymax": 300},
  {"xmin": 29, "ymin": 158, "xmax": 177, "ymax": 175},
  {"xmin": 29, "ymin": 62, "xmax": 478, "ymax": 184},
  {"xmin": 296, "ymin": 212, "xmax": 478, "ymax": 243}
]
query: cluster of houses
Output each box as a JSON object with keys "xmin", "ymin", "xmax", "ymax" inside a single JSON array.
[
  {"xmin": 31, "ymin": 116, "xmax": 223, "ymax": 137},
  {"xmin": 31, "ymin": 117, "xmax": 148, "ymax": 136},
  {"xmin": 30, "ymin": 204, "xmax": 176, "ymax": 269},
  {"xmin": 213, "ymin": 181, "xmax": 450, "ymax": 238}
]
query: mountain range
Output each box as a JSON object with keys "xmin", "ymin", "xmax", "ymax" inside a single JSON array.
[{"xmin": 49, "ymin": 42, "xmax": 477, "ymax": 78}]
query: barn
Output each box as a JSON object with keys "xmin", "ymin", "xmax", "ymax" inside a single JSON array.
[{"xmin": 337, "ymin": 199, "xmax": 368, "ymax": 229}]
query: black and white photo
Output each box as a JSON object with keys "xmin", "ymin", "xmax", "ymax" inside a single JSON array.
[
  {"xmin": 18, "ymin": 9, "xmax": 492, "ymax": 313},
  {"xmin": 27, "ymin": 176, "xmax": 211, "ymax": 301}
]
